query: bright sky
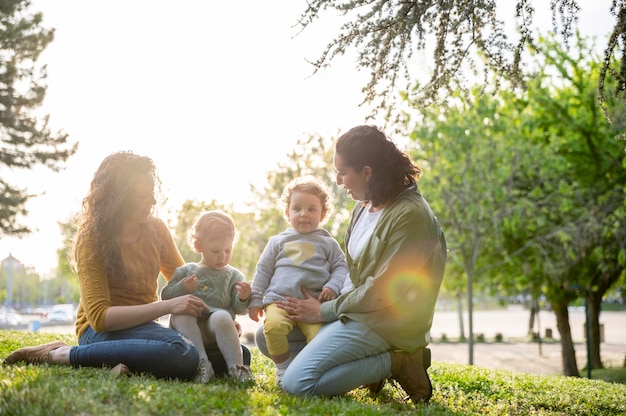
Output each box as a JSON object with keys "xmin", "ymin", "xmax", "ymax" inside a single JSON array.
[{"xmin": 0, "ymin": 0, "xmax": 615, "ymax": 275}]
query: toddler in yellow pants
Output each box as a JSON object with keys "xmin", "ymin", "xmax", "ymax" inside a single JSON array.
[{"xmin": 248, "ymin": 176, "xmax": 348, "ymax": 384}]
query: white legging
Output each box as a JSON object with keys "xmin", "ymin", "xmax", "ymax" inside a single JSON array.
[{"xmin": 170, "ymin": 309, "xmax": 243, "ymax": 369}]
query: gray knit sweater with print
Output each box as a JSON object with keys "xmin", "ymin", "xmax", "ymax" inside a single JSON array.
[{"xmin": 250, "ymin": 228, "xmax": 348, "ymax": 308}]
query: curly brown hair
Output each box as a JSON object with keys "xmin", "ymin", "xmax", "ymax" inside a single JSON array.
[
  {"xmin": 72, "ymin": 151, "xmax": 162, "ymax": 281},
  {"xmin": 280, "ymin": 176, "xmax": 331, "ymax": 222}
]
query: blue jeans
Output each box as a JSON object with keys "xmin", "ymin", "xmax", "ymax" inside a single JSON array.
[
  {"xmin": 70, "ymin": 321, "xmax": 199, "ymax": 380},
  {"xmin": 280, "ymin": 319, "xmax": 392, "ymax": 397}
]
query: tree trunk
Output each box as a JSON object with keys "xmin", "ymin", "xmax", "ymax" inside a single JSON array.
[
  {"xmin": 457, "ymin": 291, "xmax": 466, "ymax": 341},
  {"xmin": 586, "ymin": 267, "xmax": 621, "ymax": 370},
  {"xmin": 552, "ymin": 301, "xmax": 580, "ymax": 377},
  {"xmin": 528, "ymin": 298, "xmax": 537, "ymax": 336},
  {"xmin": 587, "ymin": 290, "xmax": 604, "ymax": 369}
]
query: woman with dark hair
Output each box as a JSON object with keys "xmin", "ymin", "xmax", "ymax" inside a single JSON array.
[
  {"xmin": 258, "ymin": 125, "xmax": 447, "ymax": 405},
  {"xmin": 3, "ymin": 151, "xmax": 250, "ymax": 380}
]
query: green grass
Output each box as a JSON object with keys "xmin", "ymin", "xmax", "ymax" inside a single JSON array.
[{"xmin": 1, "ymin": 331, "xmax": 625, "ymax": 415}]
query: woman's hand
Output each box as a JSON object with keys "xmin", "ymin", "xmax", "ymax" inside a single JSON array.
[
  {"xmin": 166, "ymin": 294, "xmax": 209, "ymax": 318},
  {"xmin": 276, "ymin": 288, "xmax": 323, "ymax": 324}
]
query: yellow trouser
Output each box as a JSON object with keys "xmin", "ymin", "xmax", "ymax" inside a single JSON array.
[{"xmin": 264, "ymin": 303, "xmax": 322, "ymax": 357}]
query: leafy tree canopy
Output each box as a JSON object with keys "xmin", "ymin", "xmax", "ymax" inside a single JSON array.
[{"xmin": 297, "ymin": 0, "xmax": 625, "ymax": 120}]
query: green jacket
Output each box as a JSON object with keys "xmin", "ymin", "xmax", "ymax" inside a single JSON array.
[{"xmin": 320, "ymin": 185, "xmax": 447, "ymax": 352}]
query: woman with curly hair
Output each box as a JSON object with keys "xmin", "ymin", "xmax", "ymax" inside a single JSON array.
[{"xmin": 4, "ymin": 151, "xmax": 211, "ymax": 380}]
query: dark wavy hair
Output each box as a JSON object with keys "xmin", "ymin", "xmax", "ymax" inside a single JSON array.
[
  {"xmin": 72, "ymin": 151, "xmax": 161, "ymax": 281},
  {"xmin": 335, "ymin": 125, "xmax": 421, "ymax": 206}
]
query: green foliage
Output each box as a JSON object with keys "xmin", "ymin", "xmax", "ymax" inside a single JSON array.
[
  {"xmin": 53, "ymin": 213, "xmax": 79, "ymax": 302},
  {"xmin": 1, "ymin": 331, "xmax": 625, "ymax": 415},
  {"xmin": 508, "ymin": 33, "xmax": 626, "ymax": 372},
  {"xmin": 297, "ymin": 1, "xmax": 626, "ymax": 120},
  {"xmin": 402, "ymin": 31, "xmax": 626, "ymax": 373},
  {"xmin": 0, "ymin": 0, "xmax": 77, "ymax": 238},
  {"xmin": 1, "ymin": 255, "xmax": 76, "ymax": 306},
  {"xmin": 591, "ymin": 366, "xmax": 626, "ymax": 384},
  {"xmin": 404, "ymin": 87, "xmax": 516, "ymax": 300},
  {"xmin": 0, "ymin": 266, "xmax": 37, "ymax": 305},
  {"xmin": 405, "ymin": 31, "xmax": 626, "ymax": 304},
  {"xmin": 508, "ymin": 32, "xmax": 626, "ymax": 306}
]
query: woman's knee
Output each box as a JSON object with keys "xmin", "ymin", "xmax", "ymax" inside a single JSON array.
[{"xmin": 281, "ymin": 369, "xmax": 316, "ymax": 396}]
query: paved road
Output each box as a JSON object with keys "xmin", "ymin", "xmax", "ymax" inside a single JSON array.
[
  {"xmin": 427, "ymin": 307, "xmax": 625, "ymax": 374},
  {"xmin": 431, "ymin": 306, "xmax": 626, "ymax": 346},
  {"xmin": 234, "ymin": 307, "xmax": 626, "ymax": 375},
  {"xmin": 23, "ymin": 307, "xmax": 626, "ymax": 376}
]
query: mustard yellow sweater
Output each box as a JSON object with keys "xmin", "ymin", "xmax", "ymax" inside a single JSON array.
[{"xmin": 74, "ymin": 217, "xmax": 184, "ymax": 338}]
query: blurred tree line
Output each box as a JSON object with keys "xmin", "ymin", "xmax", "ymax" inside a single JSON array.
[{"xmin": 403, "ymin": 33, "xmax": 625, "ymax": 376}]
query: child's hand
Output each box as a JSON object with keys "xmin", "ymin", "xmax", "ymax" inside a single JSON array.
[
  {"xmin": 248, "ymin": 306, "xmax": 263, "ymax": 322},
  {"xmin": 236, "ymin": 281, "xmax": 251, "ymax": 301},
  {"xmin": 183, "ymin": 275, "xmax": 199, "ymax": 292},
  {"xmin": 318, "ymin": 287, "xmax": 337, "ymax": 302}
]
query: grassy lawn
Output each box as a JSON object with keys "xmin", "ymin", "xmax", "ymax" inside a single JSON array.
[{"xmin": 1, "ymin": 330, "xmax": 625, "ymax": 415}]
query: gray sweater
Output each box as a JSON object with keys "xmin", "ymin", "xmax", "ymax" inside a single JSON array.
[
  {"xmin": 161, "ymin": 263, "xmax": 249, "ymax": 319},
  {"xmin": 250, "ymin": 228, "xmax": 348, "ymax": 308}
]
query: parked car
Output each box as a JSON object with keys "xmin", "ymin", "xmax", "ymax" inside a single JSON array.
[
  {"xmin": 47, "ymin": 309, "xmax": 73, "ymax": 322},
  {"xmin": 31, "ymin": 308, "xmax": 49, "ymax": 319},
  {"xmin": 17, "ymin": 307, "xmax": 49, "ymax": 319},
  {"xmin": 47, "ymin": 304, "xmax": 76, "ymax": 323},
  {"xmin": 0, "ymin": 308, "xmax": 23, "ymax": 326}
]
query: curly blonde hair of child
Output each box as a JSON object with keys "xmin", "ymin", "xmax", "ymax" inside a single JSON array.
[
  {"xmin": 188, "ymin": 210, "xmax": 239, "ymax": 248},
  {"xmin": 280, "ymin": 176, "xmax": 331, "ymax": 223}
]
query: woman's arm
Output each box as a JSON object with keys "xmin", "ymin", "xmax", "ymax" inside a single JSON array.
[
  {"xmin": 103, "ymin": 295, "xmax": 209, "ymax": 331},
  {"xmin": 326, "ymin": 210, "xmax": 437, "ymax": 317}
]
